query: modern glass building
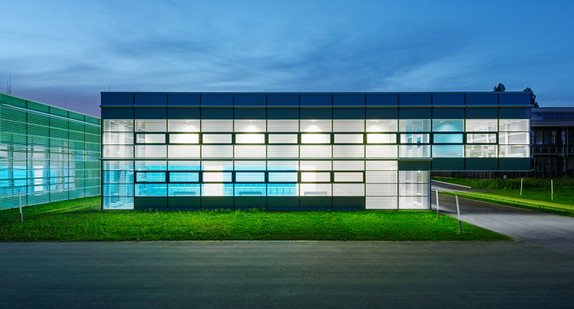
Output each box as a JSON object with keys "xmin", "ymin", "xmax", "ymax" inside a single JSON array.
[
  {"xmin": 0, "ymin": 93, "xmax": 101, "ymax": 210},
  {"xmin": 101, "ymin": 92, "xmax": 531, "ymax": 210}
]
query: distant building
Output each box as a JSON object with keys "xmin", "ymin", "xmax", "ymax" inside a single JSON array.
[{"xmin": 0, "ymin": 93, "xmax": 101, "ymax": 210}]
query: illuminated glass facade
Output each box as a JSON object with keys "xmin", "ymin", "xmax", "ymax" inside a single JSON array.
[
  {"xmin": 101, "ymin": 92, "xmax": 531, "ymax": 210},
  {"xmin": 0, "ymin": 93, "xmax": 101, "ymax": 210}
]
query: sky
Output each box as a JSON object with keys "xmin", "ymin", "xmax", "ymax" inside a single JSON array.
[{"xmin": 1, "ymin": 0, "xmax": 573, "ymax": 116}]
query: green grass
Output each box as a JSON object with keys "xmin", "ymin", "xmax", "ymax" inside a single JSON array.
[{"xmin": 0, "ymin": 196, "xmax": 508, "ymax": 241}]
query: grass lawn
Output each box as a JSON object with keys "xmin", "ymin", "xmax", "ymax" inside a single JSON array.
[{"xmin": 0, "ymin": 196, "xmax": 508, "ymax": 241}]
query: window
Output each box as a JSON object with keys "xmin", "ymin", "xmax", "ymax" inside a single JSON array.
[
  {"xmin": 433, "ymin": 134, "xmax": 463, "ymax": 144},
  {"xmin": 267, "ymin": 161, "xmax": 298, "ymax": 171},
  {"xmin": 168, "ymin": 161, "xmax": 200, "ymax": 171},
  {"xmin": 499, "ymin": 132, "xmax": 529, "ymax": 144},
  {"xmin": 334, "ymin": 172, "xmax": 363, "ymax": 182},
  {"xmin": 168, "ymin": 120, "xmax": 200, "ymax": 132},
  {"xmin": 400, "ymin": 134, "xmax": 430, "ymax": 144},
  {"xmin": 333, "ymin": 145, "xmax": 364, "ymax": 158},
  {"xmin": 499, "ymin": 119, "xmax": 529, "ymax": 131},
  {"xmin": 169, "ymin": 172, "xmax": 199, "ymax": 182},
  {"xmin": 467, "ymin": 134, "xmax": 496, "ymax": 144},
  {"xmin": 136, "ymin": 134, "xmax": 165, "ymax": 144},
  {"xmin": 234, "ymin": 145, "xmax": 266, "ymax": 158},
  {"xmin": 268, "ymin": 172, "xmax": 298, "ymax": 182},
  {"xmin": 202, "ymin": 145, "xmax": 233, "ymax": 158},
  {"xmin": 135, "ymin": 145, "xmax": 166, "ymax": 158},
  {"xmin": 399, "ymin": 145, "xmax": 431, "ymax": 158},
  {"xmin": 499, "ymin": 145, "xmax": 530, "ymax": 158},
  {"xmin": 235, "ymin": 172, "xmax": 265, "ymax": 182},
  {"xmin": 301, "ymin": 134, "xmax": 330, "ymax": 144},
  {"xmin": 135, "ymin": 120, "xmax": 166, "ymax": 132},
  {"xmin": 234, "ymin": 161, "xmax": 266, "ymax": 171},
  {"xmin": 267, "ymin": 120, "xmax": 298, "ymax": 132},
  {"xmin": 301, "ymin": 120, "xmax": 331, "ymax": 132},
  {"xmin": 399, "ymin": 119, "xmax": 430, "ymax": 132},
  {"xmin": 136, "ymin": 161, "xmax": 167, "ymax": 171},
  {"xmin": 202, "ymin": 134, "xmax": 232, "ymax": 144},
  {"xmin": 103, "ymin": 132, "xmax": 133, "ymax": 144},
  {"xmin": 203, "ymin": 172, "xmax": 232, "ymax": 182},
  {"xmin": 234, "ymin": 184, "xmax": 266, "ymax": 196},
  {"xmin": 236, "ymin": 134, "xmax": 265, "ymax": 144},
  {"xmin": 168, "ymin": 145, "xmax": 200, "ymax": 159},
  {"xmin": 299, "ymin": 161, "xmax": 331, "ymax": 171},
  {"xmin": 201, "ymin": 120, "xmax": 232, "ymax": 132},
  {"xmin": 432, "ymin": 145, "xmax": 463, "ymax": 158},
  {"xmin": 366, "ymin": 120, "xmax": 397, "ymax": 132},
  {"xmin": 268, "ymin": 134, "xmax": 298, "ymax": 144},
  {"xmin": 333, "ymin": 184, "xmax": 364, "ymax": 196},
  {"xmin": 300, "ymin": 145, "xmax": 331, "ymax": 158},
  {"xmin": 169, "ymin": 134, "xmax": 199, "ymax": 144},
  {"xmin": 432, "ymin": 119, "xmax": 463, "ymax": 132},
  {"xmin": 333, "ymin": 120, "xmax": 364, "ymax": 132},
  {"xmin": 104, "ymin": 119, "xmax": 133, "ymax": 132},
  {"xmin": 366, "ymin": 145, "xmax": 397, "ymax": 158},
  {"xmin": 465, "ymin": 145, "xmax": 497, "ymax": 158},
  {"xmin": 136, "ymin": 183, "xmax": 167, "ymax": 196},
  {"xmin": 202, "ymin": 161, "xmax": 233, "ymax": 171},
  {"xmin": 136, "ymin": 172, "xmax": 166, "ymax": 182},
  {"xmin": 168, "ymin": 184, "xmax": 200, "ymax": 196},
  {"xmin": 465, "ymin": 119, "xmax": 497, "ymax": 132},
  {"xmin": 300, "ymin": 183, "xmax": 331, "ymax": 196},
  {"xmin": 267, "ymin": 145, "xmax": 299, "ymax": 158},
  {"xmin": 334, "ymin": 134, "xmax": 363, "ymax": 144},
  {"xmin": 235, "ymin": 120, "xmax": 266, "ymax": 132},
  {"xmin": 301, "ymin": 172, "xmax": 331, "ymax": 182},
  {"xmin": 333, "ymin": 161, "xmax": 364, "ymax": 171},
  {"xmin": 367, "ymin": 134, "xmax": 396, "ymax": 144}
]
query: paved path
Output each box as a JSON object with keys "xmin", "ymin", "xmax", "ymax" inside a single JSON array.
[{"xmin": 1, "ymin": 241, "xmax": 574, "ymax": 308}]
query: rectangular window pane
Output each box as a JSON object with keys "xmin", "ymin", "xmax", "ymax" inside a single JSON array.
[
  {"xmin": 104, "ymin": 161, "xmax": 134, "ymax": 171},
  {"xmin": 168, "ymin": 145, "xmax": 200, "ymax": 159},
  {"xmin": 203, "ymin": 172, "xmax": 232, "ymax": 182},
  {"xmin": 169, "ymin": 134, "xmax": 199, "ymax": 144},
  {"xmin": 366, "ymin": 171, "xmax": 397, "ymax": 183},
  {"xmin": 432, "ymin": 145, "xmax": 464, "ymax": 158},
  {"xmin": 168, "ymin": 119, "xmax": 200, "ymax": 132},
  {"xmin": 499, "ymin": 132, "xmax": 529, "ymax": 144},
  {"xmin": 432, "ymin": 119, "xmax": 463, "ymax": 132},
  {"xmin": 135, "ymin": 183, "xmax": 167, "ymax": 196},
  {"xmin": 235, "ymin": 120, "xmax": 266, "ymax": 132},
  {"xmin": 267, "ymin": 145, "xmax": 299, "ymax": 158},
  {"xmin": 202, "ymin": 134, "xmax": 232, "ymax": 144},
  {"xmin": 366, "ymin": 160, "xmax": 397, "ymax": 170},
  {"xmin": 103, "ymin": 132, "xmax": 133, "ymax": 144},
  {"xmin": 333, "ymin": 161, "xmax": 364, "ymax": 171},
  {"xmin": 135, "ymin": 161, "xmax": 167, "ymax": 171},
  {"xmin": 300, "ymin": 145, "xmax": 331, "ymax": 158},
  {"xmin": 267, "ymin": 183, "xmax": 298, "ymax": 196},
  {"xmin": 366, "ymin": 145, "xmax": 397, "ymax": 158},
  {"xmin": 399, "ymin": 119, "xmax": 430, "ymax": 132},
  {"xmin": 301, "ymin": 172, "xmax": 331, "ymax": 182},
  {"xmin": 201, "ymin": 120, "xmax": 232, "ymax": 132},
  {"xmin": 333, "ymin": 120, "xmax": 364, "ymax": 132},
  {"xmin": 300, "ymin": 161, "xmax": 331, "ymax": 171},
  {"xmin": 267, "ymin": 120, "xmax": 298, "ymax": 132},
  {"xmin": 234, "ymin": 145, "xmax": 266, "ymax": 158},
  {"xmin": 399, "ymin": 145, "xmax": 431, "ymax": 158},
  {"xmin": 234, "ymin": 184, "xmax": 266, "ymax": 196},
  {"xmin": 268, "ymin": 134, "xmax": 298, "ymax": 144},
  {"xmin": 135, "ymin": 120, "xmax": 166, "ymax": 132},
  {"xmin": 168, "ymin": 184, "xmax": 200, "ymax": 196},
  {"xmin": 234, "ymin": 161, "xmax": 266, "ymax": 171},
  {"xmin": 104, "ymin": 119, "xmax": 133, "ymax": 132},
  {"xmin": 300, "ymin": 183, "xmax": 331, "ymax": 196},
  {"xmin": 499, "ymin": 145, "xmax": 530, "ymax": 158},
  {"xmin": 333, "ymin": 145, "xmax": 364, "ymax": 158},
  {"xmin": 401, "ymin": 134, "xmax": 430, "ymax": 144},
  {"xmin": 268, "ymin": 172, "xmax": 297, "ymax": 182},
  {"xmin": 267, "ymin": 161, "xmax": 298, "ymax": 171},
  {"xmin": 465, "ymin": 119, "xmax": 497, "ymax": 132},
  {"xmin": 236, "ymin": 134, "xmax": 265, "ymax": 144},
  {"xmin": 103, "ymin": 145, "xmax": 133, "ymax": 158},
  {"xmin": 433, "ymin": 134, "xmax": 463, "ymax": 143},
  {"xmin": 367, "ymin": 134, "xmax": 396, "ymax": 144},
  {"xmin": 334, "ymin": 134, "xmax": 363, "ymax": 144},
  {"xmin": 366, "ymin": 120, "xmax": 397, "ymax": 132},
  {"xmin": 499, "ymin": 119, "xmax": 529, "ymax": 131},
  {"xmin": 467, "ymin": 133, "xmax": 496, "ymax": 144},
  {"xmin": 202, "ymin": 184, "xmax": 234, "ymax": 196},
  {"xmin": 333, "ymin": 183, "xmax": 364, "ymax": 196},
  {"xmin": 465, "ymin": 145, "xmax": 498, "ymax": 158},
  {"xmin": 202, "ymin": 161, "xmax": 233, "ymax": 171},
  {"xmin": 301, "ymin": 134, "xmax": 331, "ymax": 144},
  {"xmin": 136, "ymin": 172, "xmax": 166, "ymax": 182},
  {"xmin": 135, "ymin": 145, "xmax": 166, "ymax": 158},
  {"xmin": 169, "ymin": 172, "xmax": 199, "ymax": 182},
  {"xmin": 103, "ymin": 183, "xmax": 134, "ymax": 196},
  {"xmin": 301, "ymin": 120, "xmax": 331, "ymax": 132},
  {"xmin": 334, "ymin": 172, "xmax": 363, "ymax": 182},
  {"xmin": 366, "ymin": 197, "xmax": 397, "ymax": 209},
  {"xmin": 366, "ymin": 184, "xmax": 397, "ymax": 196},
  {"xmin": 235, "ymin": 172, "xmax": 265, "ymax": 182},
  {"xmin": 202, "ymin": 145, "xmax": 233, "ymax": 158},
  {"xmin": 136, "ymin": 134, "xmax": 165, "ymax": 144},
  {"xmin": 168, "ymin": 161, "xmax": 201, "ymax": 171}
]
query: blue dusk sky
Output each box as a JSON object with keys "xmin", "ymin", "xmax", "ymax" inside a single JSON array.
[{"xmin": 1, "ymin": 0, "xmax": 573, "ymax": 116}]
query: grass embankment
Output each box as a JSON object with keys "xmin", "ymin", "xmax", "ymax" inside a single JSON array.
[
  {"xmin": 0, "ymin": 196, "xmax": 508, "ymax": 241},
  {"xmin": 434, "ymin": 177, "xmax": 574, "ymax": 216}
]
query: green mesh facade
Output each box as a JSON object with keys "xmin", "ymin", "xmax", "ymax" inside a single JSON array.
[{"xmin": 0, "ymin": 93, "xmax": 101, "ymax": 210}]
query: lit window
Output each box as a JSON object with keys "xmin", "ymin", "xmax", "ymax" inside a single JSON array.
[
  {"xmin": 467, "ymin": 134, "xmax": 496, "ymax": 144},
  {"xmin": 168, "ymin": 145, "xmax": 200, "ymax": 159},
  {"xmin": 366, "ymin": 120, "xmax": 397, "ymax": 132},
  {"xmin": 333, "ymin": 120, "xmax": 364, "ymax": 132},
  {"xmin": 168, "ymin": 120, "xmax": 200, "ymax": 132},
  {"xmin": 169, "ymin": 172, "xmax": 199, "ymax": 182},
  {"xmin": 300, "ymin": 145, "xmax": 331, "ymax": 158},
  {"xmin": 235, "ymin": 172, "xmax": 265, "ymax": 182},
  {"xmin": 235, "ymin": 120, "xmax": 266, "ymax": 132},
  {"xmin": 268, "ymin": 172, "xmax": 298, "ymax": 182},
  {"xmin": 234, "ymin": 145, "xmax": 266, "ymax": 158},
  {"xmin": 334, "ymin": 172, "xmax": 363, "ymax": 182},
  {"xmin": 203, "ymin": 172, "xmax": 232, "ymax": 182},
  {"xmin": 136, "ymin": 134, "xmax": 165, "ymax": 144},
  {"xmin": 169, "ymin": 134, "xmax": 199, "ymax": 144},
  {"xmin": 301, "ymin": 172, "xmax": 331, "ymax": 182},
  {"xmin": 334, "ymin": 134, "xmax": 363, "ymax": 144},
  {"xmin": 465, "ymin": 119, "xmax": 497, "ymax": 132},
  {"xmin": 202, "ymin": 134, "xmax": 232, "ymax": 144},
  {"xmin": 433, "ymin": 134, "xmax": 463, "ymax": 144},
  {"xmin": 267, "ymin": 120, "xmax": 299, "ymax": 132},
  {"xmin": 301, "ymin": 134, "xmax": 331, "ymax": 144},
  {"xmin": 236, "ymin": 134, "xmax": 265, "ymax": 144},
  {"xmin": 367, "ymin": 134, "xmax": 396, "ymax": 144},
  {"xmin": 300, "ymin": 120, "xmax": 331, "ymax": 132},
  {"xmin": 268, "ymin": 134, "xmax": 298, "ymax": 144}
]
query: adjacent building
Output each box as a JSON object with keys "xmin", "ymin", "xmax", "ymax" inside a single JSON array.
[
  {"xmin": 101, "ymin": 92, "xmax": 531, "ymax": 210},
  {"xmin": 0, "ymin": 93, "xmax": 101, "ymax": 210}
]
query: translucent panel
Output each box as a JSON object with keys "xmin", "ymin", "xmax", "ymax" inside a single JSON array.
[
  {"xmin": 499, "ymin": 145, "xmax": 530, "ymax": 158},
  {"xmin": 465, "ymin": 119, "xmax": 497, "ymax": 132},
  {"xmin": 202, "ymin": 145, "xmax": 233, "ymax": 158},
  {"xmin": 366, "ymin": 183, "xmax": 397, "ymax": 196},
  {"xmin": 300, "ymin": 120, "xmax": 331, "ymax": 132},
  {"xmin": 234, "ymin": 183, "xmax": 266, "ymax": 196},
  {"xmin": 333, "ymin": 145, "xmax": 364, "ymax": 158},
  {"xmin": 268, "ymin": 134, "xmax": 298, "ymax": 144},
  {"xmin": 433, "ymin": 134, "xmax": 463, "ymax": 144},
  {"xmin": 467, "ymin": 133, "xmax": 496, "ymax": 144},
  {"xmin": 168, "ymin": 119, "xmax": 200, "ymax": 132},
  {"xmin": 334, "ymin": 172, "xmax": 363, "ymax": 182},
  {"xmin": 135, "ymin": 161, "xmax": 167, "ymax": 171},
  {"xmin": 465, "ymin": 145, "xmax": 498, "ymax": 158},
  {"xmin": 267, "ymin": 120, "xmax": 298, "ymax": 132},
  {"xmin": 333, "ymin": 183, "xmax": 364, "ymax": 196},
  {"xmin": 236, "ymin": 134, "xmax": 265, "ymax": 144},
  {"xmin": 234, "ymin": 161, "xmax": 266, "ymax": 171},
  {"xmin": 499, "ymin": 132, "xmax": 529, "ymax": 144},
  {"xmin": 168, "ymin": 184, "xmax": 200, "ymax": 196},
  {"xmin": 169, "ymin": 134, "xmax": 199, "ymax": 144},
  {"xmin": 234, "ymin": 145, "xmax": 266, "ymax": 158},
  {"xmin": 267, "ymin": 183, "xmax": 298, "ymax": 196},
  {"xmin": 366, "ymin": 160, "xmax": 398, "ymax": 170},
  {"xmin": 399, "ymin": 171, "xmax": 429, "ymax": 184},
  {"xmin": 235, "ymin": 120, "xmax": 266, "ymax": 132},
  {"xmin": 366, "ymin": 120, "xmax": 397, "ymax": 132},
  {"xmin": 201, "ymin": 120, "xmax": 233, "ymax": 132},
  {"xmin": 400, "ymin": 133, "xmax": 430, "ymax": 144},
  {"xmin": 499, "ymin": 119, "xmax": 529, "ymax": 131},
  {"xmin": 168, "ymin": 145, "xmax": 200, "ymax": 159},
  {"xmin": 168, "ymin": 161, "xmax": 201, "ymax": 171},
  {"xmin": 169, "ymin": 172, "xmax": 199, "ymax": 182},
  {"xmin": 135, "ymin": 120, "xmax": 166, "ymax": 132},
  {"xmin": 267, "ymin": 161, "xmax": 298, "ymax": 171},
  {"xmin": 202, "ymin": 134, "xmax": 232, "ymax": 144},
  {"xmin": 301, "ymin": 134, "xmax": 331, "ymax": 144},
  {"xmin": 334, "ymin": 134, "xmax": 363, "ymax": 144},
  {"xmin": 103, "ymin": 145, "xmax": 133, "ymax": 158},
  {"xmin": 104, "ymin": 171, "xmax": 134, "ymax": 183},
  {"xmin": 136, "ymin": 133, "xmax": 165, "ymax": 144},
  {"xmin": 399, "ymin": 145, "xmax": 431, "ymax": 158},
  {"xmin": 432, "ymin": 119, "xmax": 463, "ymax": 132},
  {"xmin": 104, "ymin": 161, "xmax": 133, "ymax": 170},
  {"xmin": 103, "ymin": 132, "xmax": 133, "ymax": 145},
  {"xmin": 202, "ymin": 184, "xmax": 234, "ymax": 196},
  {"xmin": 268, "ymin": 172, "xmax": 298, "ymax": 182},
  {"xmin": 333, "ymin": 161, "xmax": 364, "ymax": 171},
  {"xmin": 300, "ymin": 161, "xmax": 331, "ymax": 171},
  {"xmin": 300, "ymin": 183, "xmax": 332, "ymax": 196},
  {"xmin": 267, "ymin": 145, "xmax": 299, "ymax": 158},
  {"xmin": 135, "ymin": 145, "xmax": 166, "ymax": 158},
  {"xmin": 399, "ymin": 119, "xmax": 430, "ymax": 132},
  {"xmin": 367, "ymin": 134, "xmax": 396, "ymax": 144},
  {"xmin": 104, "ymin": 119, "xmax": 133, "ymax": 132},
  {"xmin": 399, "ymin": 196, "xmax": 428, "ymax": 209},
  {"xmin": 366, "ymin": 171, "xmax": 397, "ymax": 183},
  {"xmin": 104, "ymin": 183, "xmax": 134, "ymax": 196},
  {"xmin": 333, "ymin": 120, "xmax": 365, "ymax": 132},
  {"xmin": 301, "ymin": 172, "xmax": 331, "ymax": 182},
  {"xmin": 432, "ymin": 145, "xmax": 464, "ymax": 158},
  {"xmin": 135, "ymin": 183, "xmax": 167, "ymax": 196},
  {"xmin": 203, "ymin": 172, "xmax": 232, "ymax": 182},
  {"xmin": 300, "ymin": 145, "xmax": 331, "ymax": 158},
  {"xmin": 103, "ymin": 196, "xmax": 134, "ymax": 209},
  {"xmin": 136, "ymin": 172, "xmax": 166, "ymax": 182},
  {"xmin": 202, "ymin": 161, "xmax": 233, "ymax": 171},
  {"xmin": 366, "ymin": 196, "xmax": 397, "ymax": 209},
  {"xmin": 366, "ymin": 145, "xmax": 398, "ymax": 158},
  {"xmin": 236, "ymin": 172, "xmax": 265, "ymax": 182}
]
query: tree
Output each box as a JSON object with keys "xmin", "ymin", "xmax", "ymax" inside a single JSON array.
[
  {"xmin": 523, "ymin": 87, "xmax": 539, "ymax": 107},
  {"xmin": 493, "ymin": 83, "xmax": 506, "ymax": 92}
]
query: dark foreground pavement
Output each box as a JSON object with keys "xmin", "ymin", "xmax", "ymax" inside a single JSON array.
[{"xmin": 1, "ymin": 241, "xmax": 574, "ymax": 308}]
